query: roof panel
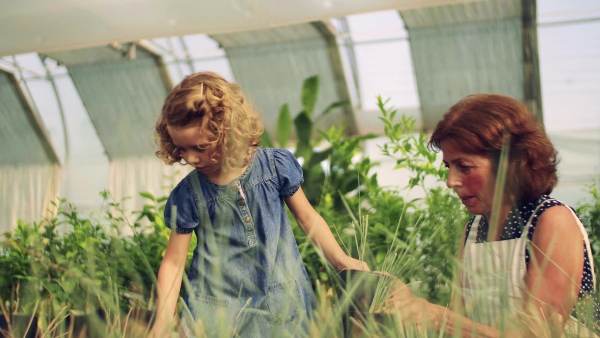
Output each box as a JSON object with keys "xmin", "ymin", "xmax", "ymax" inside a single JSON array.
[
  {"xmin": 401, "ymin": 0, "xmax": 521, "ymax": 28},
  {"xmin": 44, "ymin": 46, "xmax": 171, "ymax": 159},
  {"xmin": 211, "ymin": 22, "xmax": 356, "ymax": 137},
  {"xmin": 0, "ymin": 70, "xmax": 58, "ymax": 165}
]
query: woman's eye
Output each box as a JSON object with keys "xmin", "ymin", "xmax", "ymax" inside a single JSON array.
[{"xmin": 458, "ymin": 164, "xmax": 471, "ymax": 172}]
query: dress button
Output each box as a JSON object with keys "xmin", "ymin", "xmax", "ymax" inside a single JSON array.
[
  {"xmin": 239, "ymin": 200, "xmax": 246, "ymax": 206},
  {"xmin": 245, "ymin": 216, "xmax": 251, "ymax": 222}
]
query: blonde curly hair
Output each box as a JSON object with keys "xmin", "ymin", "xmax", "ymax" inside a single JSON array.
[{"xmin": 155, "ymin": 72, "xmax": 263, "ymax": 171}]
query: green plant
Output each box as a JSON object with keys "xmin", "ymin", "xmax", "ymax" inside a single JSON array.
[
  {"xmin": 375, "ymin": 96, "xmax": 469, "ymax": 305},
  {"xmin": 266, "ymin": 75, "xmax": 366, "ymax": 206},
  {"xmin": 576, "ymin": 177, "xmax": 600, "ymax": 287}
]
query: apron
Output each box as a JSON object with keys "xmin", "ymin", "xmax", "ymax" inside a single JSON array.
[{"xmin": 461, "ymin": 199, "xmax": 598, "ymax": 337}]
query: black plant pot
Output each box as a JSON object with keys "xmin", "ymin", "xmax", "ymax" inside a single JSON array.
[
  {"xmin": 0, "ymin": 315, "xmax": 8, "ymax": 336},
  {"xmin": 62, "ymin": 309, "xmax": 107, "ymax": 338},
  {"xmin": 66, "ymin": 313, "xmax": 88, "ymax": 338},
  {"xmin": 11, "ymin": 313, "xmax": 38, "ymax": 338},
  {"xmin": 334, "ymin": 269, "xmax": 393, "ymax": 337},
  {"xmin": 130, "ymin": 308, "xmax": 154, "ymax": 325}
]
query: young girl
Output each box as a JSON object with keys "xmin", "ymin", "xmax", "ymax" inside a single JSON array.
[{"xmin": 150, "ymin": 72, "xmax": 367, "ymax": 337}]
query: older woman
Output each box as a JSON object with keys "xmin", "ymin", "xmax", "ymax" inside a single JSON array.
[{"xmin": 387, "ymin": 94, "xmax": 597, "ymax": 337}]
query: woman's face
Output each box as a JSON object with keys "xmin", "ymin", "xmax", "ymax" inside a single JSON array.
[{"xmin": 441, "ymin": 141, "xmax": 498, "ymax": 218}]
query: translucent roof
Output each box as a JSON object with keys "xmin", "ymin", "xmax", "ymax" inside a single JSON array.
[{"xmin": 1, "ymin": 1, "xmax": 599, "ymax": 213}]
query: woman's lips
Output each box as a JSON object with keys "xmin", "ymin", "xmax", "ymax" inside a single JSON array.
[{"xmin": 460, "ymin": 196, "xmax": 475, "ymax": 205}]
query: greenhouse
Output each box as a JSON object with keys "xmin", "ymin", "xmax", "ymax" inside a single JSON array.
[{"xmin": 1, "ymin": 0, "xmax": 599, "ymax": 337}]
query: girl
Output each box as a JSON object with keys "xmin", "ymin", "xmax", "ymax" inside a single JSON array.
[{"xmin": 150, "ymin": 72, "xmax": 367, "ymax": 337}]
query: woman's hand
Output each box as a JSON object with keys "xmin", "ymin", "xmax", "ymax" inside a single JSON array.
[{"xmin": 384, "ymin": 277, "xmax": 443, "ymax": 331}]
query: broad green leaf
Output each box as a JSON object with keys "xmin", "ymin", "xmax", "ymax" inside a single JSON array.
[
  {"xmin": 260, "ymin": 129, "xmax": 274, "ymax": 148},
  {"xmin": 61, "ymin": 279, "xmax": 76, "ymax": 293},
  {"xmin": 294, "ymin": 112, "xmax": 312, "ymax": 147},
  {"xmin": 308, "ymin": 148, "xmax": 333, "ymax": 168},
  {"xmin": 315, "ymin": 100, "xmax": 349, "ymax": 122},
  {"xmin": 277, "ymin": 104, "xmax": 292, "ymax": 148},
  {"xmin": 301, "ymin": 76, "xmax": 319, "ymax": 117}
]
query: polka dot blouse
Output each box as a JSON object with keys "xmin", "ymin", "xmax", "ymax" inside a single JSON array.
[{"xmin": 464, "ymin": 195, "xmax": 596, "ymax": 300}]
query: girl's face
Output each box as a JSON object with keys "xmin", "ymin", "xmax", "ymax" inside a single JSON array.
[
  {"xmin": 167, "ymin": 124, "xmax": 221, "ymax": 178},
  {"xmin": 441, "ymin": 141, "xmax": 498, "ymax": 218}
]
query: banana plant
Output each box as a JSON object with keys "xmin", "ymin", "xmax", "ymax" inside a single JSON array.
[{"xmin": 268, "ymin": 75, "xmax": 358, "ymax": 205}]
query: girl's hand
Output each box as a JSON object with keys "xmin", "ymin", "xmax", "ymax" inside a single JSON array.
[{"xmin": 338, "ymin": 255, "xmax": 370, "ymax": 271}]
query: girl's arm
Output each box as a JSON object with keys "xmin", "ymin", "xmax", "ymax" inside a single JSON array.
[
  {"xmin": 285, "ymin": 187, "xmax": 369, "ymax": 271},
  {"xmin": 150, "ymin": 231, "xmax": 193, "ymax": 337}
]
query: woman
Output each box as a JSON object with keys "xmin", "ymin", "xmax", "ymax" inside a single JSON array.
[{"xmin": 387, "ymin": 94, "xmax": 597, "ymax": 337}]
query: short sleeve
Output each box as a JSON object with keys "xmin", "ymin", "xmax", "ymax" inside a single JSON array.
[
  {"xmin": 164, "ymin": 177, "xmax": 198, "ymax": 234},
  {"xmin": 272, "ymin": 148, "xmax": 304, "ymax": 198}
]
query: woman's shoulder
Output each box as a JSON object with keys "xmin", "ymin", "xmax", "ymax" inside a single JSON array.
[
  {"xmin": 530, "ymin": 195, "xmax": 583, "ymax": 240},
  {"xmin": 528, "ymin": 195, "xmax": 573, "ymax": 216}
]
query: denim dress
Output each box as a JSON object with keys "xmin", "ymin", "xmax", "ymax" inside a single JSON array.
[{"xmin": 164, "ymin": 148, "xmax": 316, "ymax": 337}]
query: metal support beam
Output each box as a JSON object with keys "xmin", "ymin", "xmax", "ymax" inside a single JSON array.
[
  {"xmin": 312, "ymin": 21, "xmax": 358, "ymax": 135},
  {"xmin": 522, "ymin": 0, "xmax": 544, "ymax": 124}
]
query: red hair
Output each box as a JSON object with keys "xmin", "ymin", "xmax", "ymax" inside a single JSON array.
[{"xmin": 428, "ymin": 94, "xmax": 558, "ymax": 203}]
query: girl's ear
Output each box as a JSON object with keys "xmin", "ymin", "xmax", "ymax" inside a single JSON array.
[{"xmin": 210, "ymin": 151, "xmax": 221, "ymax": 164}]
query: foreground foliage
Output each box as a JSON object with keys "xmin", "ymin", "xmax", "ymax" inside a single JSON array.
[{"xmin": 1, "ymin": 77, "xmax": 598, "ymax": 336}]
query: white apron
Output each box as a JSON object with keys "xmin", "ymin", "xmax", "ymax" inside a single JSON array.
[{"xmin": 461, "ymin": 200, "xmax": 597, "ymax": 337}]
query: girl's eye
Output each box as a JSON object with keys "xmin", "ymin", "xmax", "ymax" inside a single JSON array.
[{"xmin": 195, "ymin": 146, "xmax": 208, "ymax": 152}]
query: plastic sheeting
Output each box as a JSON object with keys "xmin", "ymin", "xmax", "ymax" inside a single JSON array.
[
  {"xmin": 0, "ymin": 70, "xmax": 58, "ymax": 165},
  {"xmin": 211, "ymin": 22, "xmax": 357, "ymax": 138},
  {"xmin": 399, "ymin": 0, "xmax": 541, "ymax": 130},
  {"xmin": 43, "ymin": 45, "xmax": 171, "ymax": 159},
  {"xmin": 0, "ymin": 164, "xmax": 61, "ymax": 232},
  {"xmin": 109, "ymin": 156, "xmax": 192, "ymax": 227}
]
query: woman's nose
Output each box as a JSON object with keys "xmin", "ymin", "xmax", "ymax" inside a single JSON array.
[{"xmin": 446, "ymin": 169, "xmax": 460, "ymax": 189}]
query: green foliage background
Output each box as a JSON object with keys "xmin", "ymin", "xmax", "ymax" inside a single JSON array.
[{"xmin": 0, "ymin": 75, "xmax": 598, "ymax": 336}]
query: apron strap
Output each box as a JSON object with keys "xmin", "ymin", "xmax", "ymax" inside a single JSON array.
[
  {"xmin": 464, "ymin": 216, "xmax": 481, "ymax": 246},
  {"xmin": 522, "ymin": 198, "xmax": 596, "ymax": 288}
]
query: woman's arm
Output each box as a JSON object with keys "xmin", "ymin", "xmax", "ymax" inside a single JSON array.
[
  {"xmin": 387, "ymin": 276, "xmax": 501, "ymax": 337},
  {"xmin": 150, "ymin": 231, "xmax": 193, "ymax": 337},
  {"xmin": 389, "ymin": 206, "xmax": 585, "ymax": 337},
  {"xmin": 522, "ymin": 205, "xmax": 584, "ymax": 334},
  {"xmin": 285, "ymin": 187, "xmax": 369, "ymax": 271}
]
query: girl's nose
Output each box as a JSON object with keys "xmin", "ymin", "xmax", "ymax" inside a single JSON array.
[{"xmin": 184, "ymin": 152, "xmax": 199, "ymax": 166}]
